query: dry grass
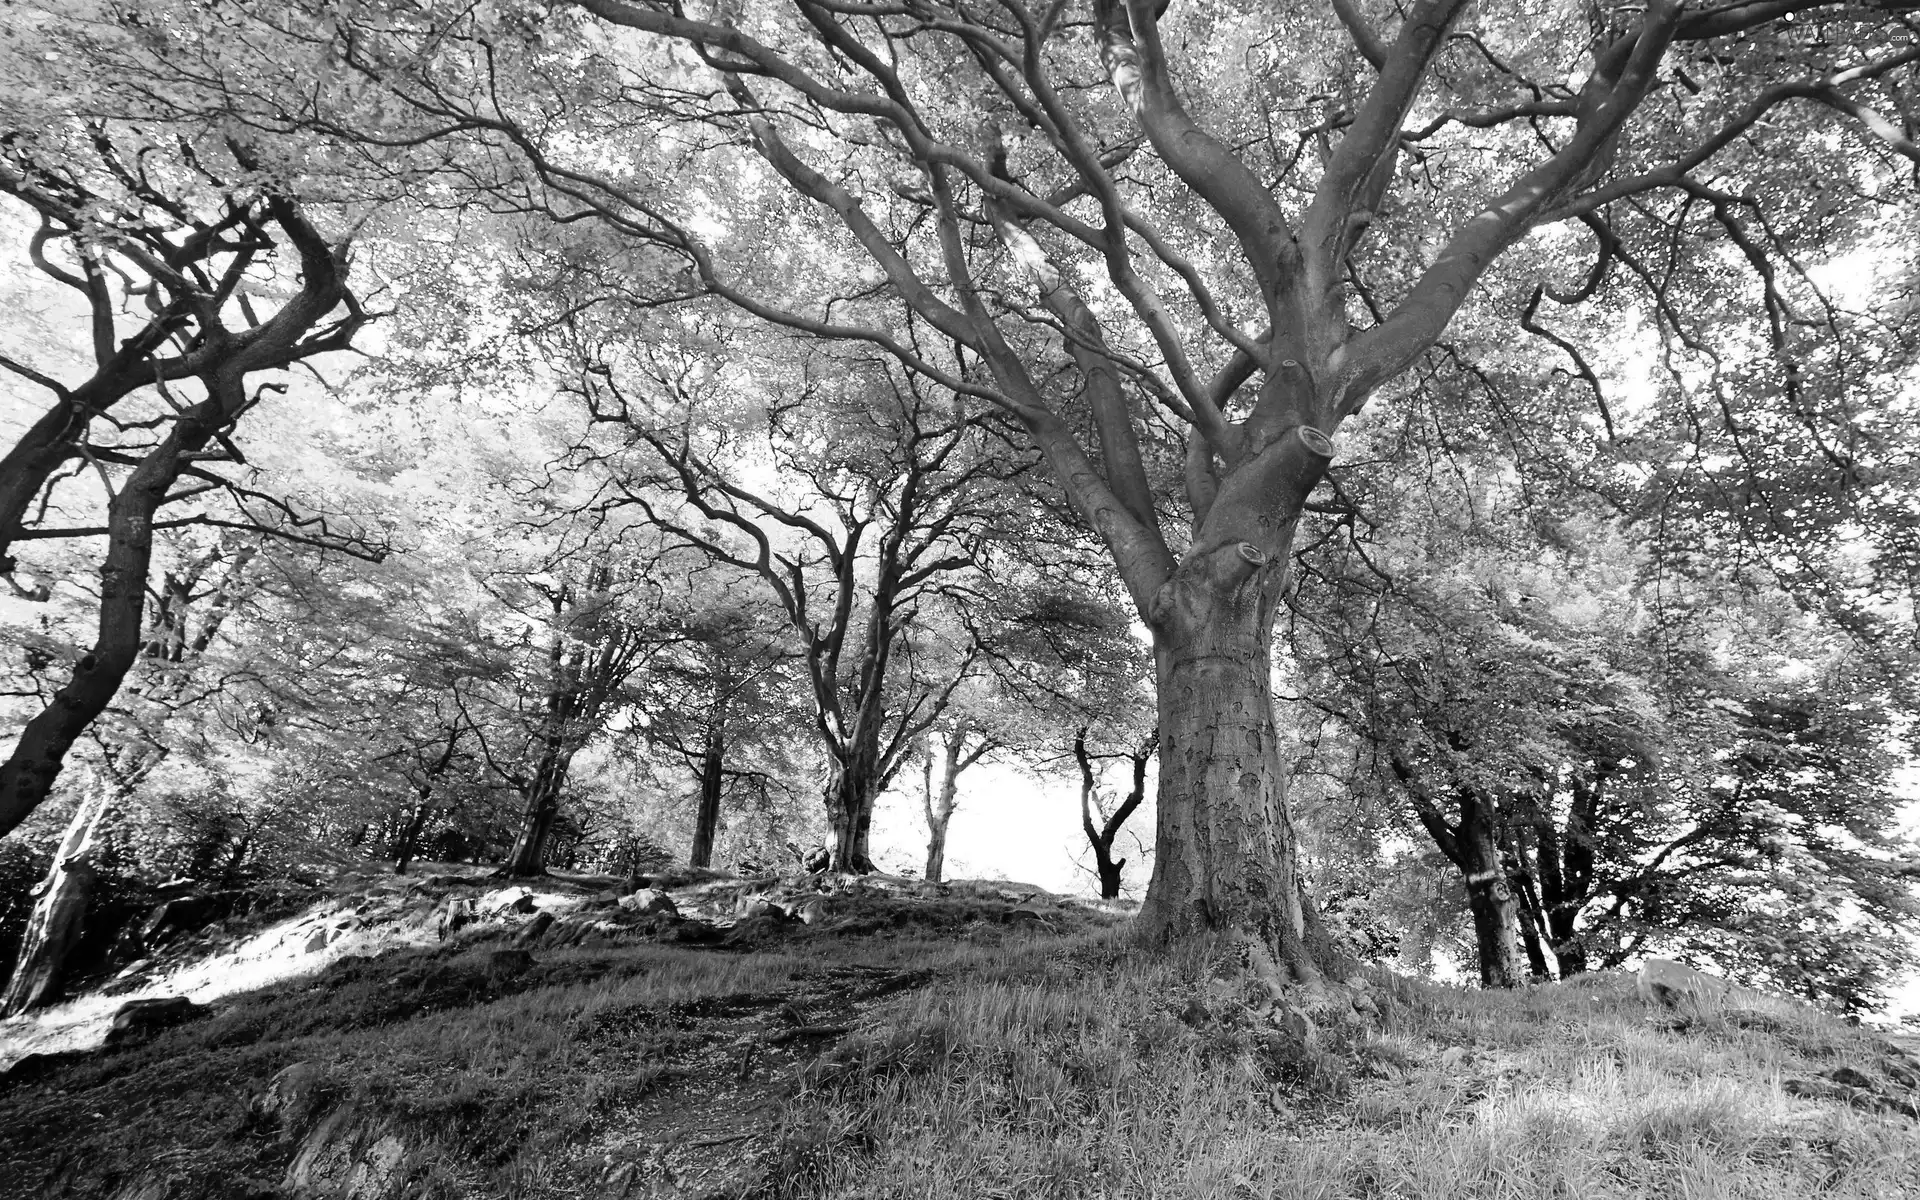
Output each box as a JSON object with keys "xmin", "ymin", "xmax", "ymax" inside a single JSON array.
[{"xmin": 774, "ymin": 946, "xmax": 1920, "ymax": 1200}]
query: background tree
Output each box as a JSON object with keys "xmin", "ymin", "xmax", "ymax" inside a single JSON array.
[
  {"xmin": 569, "ymin": 334, "xmax": 1020, "ymax": 871},
  {"xmin": 623, "ymin": 592, "xmax": 800, "ymax": 869}
]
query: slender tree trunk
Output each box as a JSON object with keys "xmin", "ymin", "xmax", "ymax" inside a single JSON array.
[
  {"xmin": 690, "ymin": 725, "xmax": 724, "ymax": 869},
  {"xmin": 1075, "ymin": 727, "xmax": 1150, "ymax": 901},
  {"xmin": 3, "ymin": 783, "xmax": 109, "ymax": 1015},
  {"xmin": 921, "ymin": 729, "xmax": 971, "ymax": 884},
  {"xmin": 1135, "ymin": 558, "xmax": 1341, "ymax": 983}
]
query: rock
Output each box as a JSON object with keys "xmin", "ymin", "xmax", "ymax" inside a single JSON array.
[
  {"xmin": 2, "ymin": 1050, "xmax": 91, "ymax": 1086},
  {"xmin": 257, "ymin": 1061, "xmax": 325, "ymax": 1129},
  {"xmin": 285, "ymin": 1108, "xmax": 411, "ymax": 1197},
  {"xmin": 620, "ymin": 889, "xmax": 678, "ymax": 917},
  {"xmin": 486, "ymin": 949, "xmax": 534, "ymax": 983},
  {"xmin": 1637, "ymin": 957, "xmax": 1733, "ymax": 1009},
  {"xmin": 499, "ymin": 892, "xmax": 538, "ymax": 915},
  {"xmin": 105, "ymin": 997, "xmax": 207, "ymax": 1047},
  {"xmin": 514, "ymin": 912, "xmax": 556, "ymax": 947},
  {"xmin": 1270, "ymin": 1004, "xmax": 1320, "ymax": 1052},
  {"xmin": 139, "ymin": 894, "xmax": 220, "ymax": 943},
  {"xmin": 660, "ymin": 919, "xmax": 724, "ymax": 946},
  {"xmin": 1829, "ymin": 1065, "xmax": 1877, "ymax": 1089},
  {"xmin": 304, "ymin": 929, "xmax": 332, "ymax": 954},
  {"xmin": 740, "ymin": 899, "xmax": 787, "ymax": 921},
  {"xmin": 797, "ymin": 899, "xmax": 827, "ymax": 926},
  {"xmin": 726, "ymin": 914, "xmax": 791, "ymax": 945}
]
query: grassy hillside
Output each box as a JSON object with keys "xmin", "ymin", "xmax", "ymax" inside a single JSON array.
[{"xmin": 1, "ymin": 872, "xmax": 1915, "ymax": 1199}]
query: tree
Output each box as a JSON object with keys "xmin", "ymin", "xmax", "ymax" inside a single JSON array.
[
  {"xmin": 920, "ymin": 719, "xmax": 998, "ymax": 884},
  {"xmin": 0, "ymin": 121, "xmax": 368, "ymax": 838},
  {"xmin": 572, "ymin": 339, "xmax": 1013, "ymax": 871},
  {"xmin": 0, "ymin": 533, "xmax": 261, "ymax": 1013},
  {"xmin": 624, "ymin": 596, "xmax": 798, "ymax": 869},
  {"xmin": 1290, "ymin": 439, "xmax": 1920, "ymax": 1000},
  {"xmin": 1073, "ymin": 724, "xmax": 1153, "ymax": 900},
  {"xmin": 47, "ymin": 0, "xmax": 1920, "ymax": 980},
  {"xmin": 460, "ymin": 553, "xmax": 668, "ymax": 877}
]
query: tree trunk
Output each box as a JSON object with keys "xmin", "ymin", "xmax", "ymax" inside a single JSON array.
[
  {"xmin": 824, "ymin": 757, "xmax": 878, "ymax": 874},
  {"xmin": 502, "ymin": 745, "xmax": 572, "ymax": 877},
  {"xmin": 1134, "ymin": 556, "xmax": 1339, "ymax": 983},
  {"xmin": 690, "ymin": 725, "xmax": 724, "ymax": 869},
  {"xmin": 394, "ymin": 800, "xmax": 433, "ymax": 875},
  {"xmin": 1547, "ymin": 909, "xmax": 1590, "ymax": 977},
  {"xmin": 0, "ymin": 440, "xmax": 177, "ymax": 837},
  {"xmin": 921, "ymin": 730, "xmax": 969, "ymax": 885},
  {"xmin": 1458, "ymin": 796, "xmax": 1523, "ymax": 989},
  {"xmin": 3, "ymin": 784, "xmax": 109, "ymax": 1015}
]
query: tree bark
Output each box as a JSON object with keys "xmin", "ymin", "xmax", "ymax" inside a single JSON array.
[
  {"xmin": 921, "ymin": 735, "xmax": 960, "ymax": 884},
  {"xmin": 824, "ymin": 752, "xmax": 879, "ymax": 874},
  {"xmin": 502, "ymin": 756, "xmax": 569, "ymax": 877},
  {"xmin": 3, "ymin": 784, "xmax": 108, "ymax": 1015},
  {"xmin": 690, "ymin": 725, "xmax": 724, "ymax": 869},
  {"xmin": 0, "ymin": 412, "xmax": 199, "ymax": 836},
  {"xmin": 394, "ymin": 801, "xmax": 433, "ymax": 875},
  {"xmin": 1457, "ymin": 794, "xmax": 1523, "ymax": 989},
  {"xmin": 1134, "ymin": 551, "xmax": 1331, "ymax": 982}
]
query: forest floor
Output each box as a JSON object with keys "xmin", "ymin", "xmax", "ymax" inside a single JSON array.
[{"xmin": 0, "ymin": 868, "xmax": 1917, "ymax": 1200}]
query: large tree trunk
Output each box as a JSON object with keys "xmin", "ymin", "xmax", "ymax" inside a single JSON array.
[
  {"xmin": 824, "ymin": 755, "xmax": 879, "ymax": 874},
  {"xmin": 502, "ymin": 747, "xmax": 572, "ymax": 877},
  {"xmin": 0, "ymin": 447, "xmax": 175, "ymax": 836},
  {"xmin": 1134, "ymin": 563, "xmax": 1332, "ymax": 983},
  {"xmin": 1458, "ymin": 794, "xmax": 1523, "ymax": 989},
  {"xmin": 689, "ymin": 726, "xmax": 724, "ymax": 869},
  {"xmin": 3, "ymin": 784, "xmax": 109, "ymax": 1015}
]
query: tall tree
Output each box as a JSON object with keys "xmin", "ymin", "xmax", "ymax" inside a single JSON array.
[
  {"xmin": 0, "ymin": 123, "xmax": 367, "ymax": 837},
  {"xmin": 54, "ymin": 0, "xmax": 1920, "ymax": 981}
]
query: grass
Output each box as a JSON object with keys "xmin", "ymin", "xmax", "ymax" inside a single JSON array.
[{"xmin": 1, "ymin": 890, "xmax": 1915, "ymax": 1199}]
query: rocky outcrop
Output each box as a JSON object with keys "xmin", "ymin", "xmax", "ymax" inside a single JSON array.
[
  {"xmin": 1636, "ymin": 958, "xmax": 1748, "ymax": 1010},
  {"xmin": 284, "ymin": 1106, "xmax": 413, "ymax": 1199},
  {"xmin": 103, "ymin": 996, "xmax": 207, "ymax": 1047},
  {"xmin": 619, "ymin": 889, "xmax": 678, "ymax": 918}
]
